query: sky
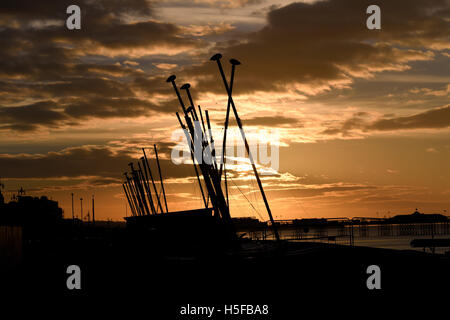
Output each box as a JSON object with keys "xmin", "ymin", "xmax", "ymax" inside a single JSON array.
[{"xmin": 0, "ymin": 0, "xmax": 449, "ymax": 221}]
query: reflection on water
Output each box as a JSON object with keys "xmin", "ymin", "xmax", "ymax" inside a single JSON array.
[{"xmin": 352, "ymin": 236, "xmax": 450, "ymax": 254}]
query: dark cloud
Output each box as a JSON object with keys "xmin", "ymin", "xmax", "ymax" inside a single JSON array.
[
  {"xmin": 1, "ymin": 0, "xmax": 448, "ymax": 134},
  {"xmin": 0, "ymin": 146, "xmax": 130, "ymax": 179},
  {"xmin": 26, "ymin": 21, "xmax": 201, "ymax": 53},
  {"xmin": 322, "ymin": 104, "xmax": 450, "ymax": 135},
  {"xmin": 0, "ymin": 101, "xmax": 69, "ymax": 131},
  {"xmin": 46, "ymin": 78, "xmax": 134, "ymax": 97},
  {"xmin": 241, "ymin": 115, "xmax": 300, "ymax": 127},
  {"xmin": 265, "ymin": 185, "xmax": 376, "ymax": 199},
  {"xmin": 0, "ymin": 97, "xmax": 180, "ymax": 132},
  {"xmin": 0, "ymin": 0, "xmax": 201, "ymax": 53},
  {"xmin": 0, "ymin": 0, "xmax": 204, "ymax": 132},
  {"xmin": 89, "ymin": 177, "xmax": 122, "ymax": 186},
  {"xmin": 368, "ymin": 104, "xmax": 450, "ymax": 131},
  {"xmin": 0, "ymin": 0, "xmax": 152, "ymax": 23},
  {"xmin": 0, "ymin": 145, "xmax": 196, "ymax": 180},
  {"xmin": 251, "ymin": 4, "xmax": 282, "ymax": 17},
  {"xmin": 132, "ymin": 75, "xmax": 175, "ymax": 96},
  {"xmin": 184, "ymin": 0, "xmax": 448, "ymax": 94},
  {"xmin": 158, "ymin": 0, "xmax": 264, "ymax": 9},
  {"xmin": 64, "ymin": 97, "xmax": 179, "ymax": 119}
]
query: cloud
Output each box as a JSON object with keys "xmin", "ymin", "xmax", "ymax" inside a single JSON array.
[
  {"xmin": 410, "ymin": 84, "xmax": 450, "ymax": 97},
  {"xmin": 322, "ymin": 104, "xmax": 450, "ymax": 135},
  {"xmin": 0, "ymin": 146, "xmax": 132, "ymax": 179},
  {"xmin": 0, "ymin": 0, "xmax": 209, "ymax": 132},
  {"xmin": 426, "ymin": 147, "xmax": 439, "ymax": 153},
  {"xmin": 123, "ymin": 61, "xmax": 139, "ymax": 66},
  {"xmin": 0, "ymin": 0, "xmax": 153, "ymax": 22},
  {"xmin": 368, "ymin": 104, "xmax": 450, "ymax": 131},
  {"xmin": 386, "ymin": 169, "xmax": 399, "ymax": 174},
  {"xmin": 265, "ymin": 184, "xmax": 375, "ymax": 199},
  {"xmin": 63, "ymin": 97, "xmax": 179, "ymax": 119},
  {"xmin": 43, "ymin": 78, "xmax": 135, "ymax": 97},
  {"xmin": 67, "ymin": 21, "xmax": 200, "ymax": 52},
  {"xmin": 242, "ymin": 115, "xmax": 300, "ymax": 127},
  {"xmin": 158, "ymin": 0, "xmax": 264, "ymax": 9},
  {"xmin": 0, "ymin": 101, "xmax": 69, "ymax": 132},
  {"xmin": 180, "ymin": 22, "xmax": 236, "ymax": 37},
  {"xmin": 1, "ymin": 1, "xmax": 197, "ymax": 55},
  {"xmin": 0, "ymin": 97, "xmax": 180, "ymax": 132},
  {"xmin": 0, "ymin": 145, "xmax": 196, "ymax": 180},
  {"xmin": 0, "ymin": 0, "xmax": 448, "ymax": 136},
  {"xmin": 0, "ymin": 0, "xmax": 446, "ymax": 131},
  {"xmin": 153, "ymin": 63, "xmax": 178, "ymax": 70},
  {"xmin": 183, "ymin": 0, "xmax": 447, "ymax": 95}
]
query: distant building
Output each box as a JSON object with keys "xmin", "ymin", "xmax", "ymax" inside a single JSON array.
[
  {"xmin": 387, "ymin": 209, "xmax": 448, "ymax": 224},
  {"xmin": 232, "ymin": 217, "xmax": 266, "ymax": 230},
  {"xmin": 0, "ymin": 195, "xmax": 63, "ymax": 226},
  {"xmin": 0, "ymin": 193, "xmax": 63, "ymax": 269}
]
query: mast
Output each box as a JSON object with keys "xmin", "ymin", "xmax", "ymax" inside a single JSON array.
[
  {"xmin": 125, "ymin": 173, "xmax": 142, "ymax": 216},
  {"xmin": 176, "ymin": 112, "xmax": 208, "ymax": 208},
  {"xmin": 167, "ymin": 75, "xmax": 235, "ymax": 241},
  {"xmin": 80, "ymin": 197, "xmax": 83, "ymax": 221},
  {"xmin": 138, "ymin": 161, "xmax": 156, "ymax": 214},
  {"xmin": 92, "ymin": 194, "xmax": 95, "ymax": 224},
  {"xmin": 129, "ymin": 163, "xmax": 151, "ymax": 216},
  {"xmin": 123, "ymin": 183, "xmax": 137, "ymax": 216},
  {"xmin": 142, "ymin": 148, "xmax": 164, "ymax": 213},
  {"xmin": 205, "ymin": 110, "xmax": 217, "ymax": 175},
  {"xmin": 154, "ymin": 144, "xmax": 168, "ymax": 213},
  {"xmin": 210, "ymin": 53, "xmax": 281, "ymax": 242},
  {"xmin": 71, "ymin": 193, "xmax": 74, "ymax": 220}
]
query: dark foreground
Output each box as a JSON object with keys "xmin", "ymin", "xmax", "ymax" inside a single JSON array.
[{"xmin": 3, "ymin": 237, "xmax": 450, "ymax": 316}]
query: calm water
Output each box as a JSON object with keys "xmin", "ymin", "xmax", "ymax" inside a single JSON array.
[
  {"xmin": 351, "ymin": 235, "xmax": 450, "ymax": 254},
  {"xmin": 244, "ymin": 223, "xmax": 450, "ymax": 254}
]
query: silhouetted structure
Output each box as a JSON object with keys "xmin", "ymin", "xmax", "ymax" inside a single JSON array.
[
  {"xmin": 387, "ymin": 209, "xmax": 447, "ymax": 224},
  {"xmin": 0, "ymin": 194, "xmax": 62, "ymax": 225},
  {"xmin": 121, "ymin": 53, "xmax": 284, "ymax": 250}
]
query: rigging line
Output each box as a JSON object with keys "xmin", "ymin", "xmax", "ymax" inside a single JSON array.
[
  {"xmin": 246, "ymin": 173, "xmax": 256, "ymax": 214},
  {"xmin": 227, "ymin": 171, "xmax": 240, "ymax": 215},
  {"xmin": 298, "ymin": 200, "xmax": 311, "ymax": 218},
  {"xmin": 228, "ymin": 173, "xmax": 244, "ymax": 218},
  {"xmin": 229, "ymin": 174, "xmax": 265, "ymax": 221},
  {"xmin": 286, "ymin": 183, "xmax": 310, "ymax": 218},
  {"xmin": 252, "ymin": 174, "xmax": 261, "ymax": 215},
  {"xmin": 236, "ymin": 152, "xmax": 261, "ymax": 219},
  {"xmin": 243, "ymin": 145, "xmax": 261, "ymax": 212},
  {"xmin": 218, "ymin": 127, "xmax": 224, "ymax": 166},
  {"xmin": 247, "ymin": 165, "xmax": 260, "ymax": 216}
]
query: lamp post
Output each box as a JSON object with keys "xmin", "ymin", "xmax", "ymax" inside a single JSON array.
[
  {"xmin": 80, "ymin": 197, "xmax": 83, "ymax": 221},
  {"xmin": 71, "ymin": 193, "xmax": 74, "ymax": 220}
]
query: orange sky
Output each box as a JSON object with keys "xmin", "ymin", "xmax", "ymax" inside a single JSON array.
[{"xmin": 0, "ymin": 0, "xmax": 449, "ymax": 221}]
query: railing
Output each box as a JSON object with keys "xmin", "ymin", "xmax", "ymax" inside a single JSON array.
[{"xmin": 240, "ymin": 221, "xmax": 450, "ymax": 249}]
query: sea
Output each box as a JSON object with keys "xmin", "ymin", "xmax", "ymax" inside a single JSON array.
[{"xmin": 244, "ymin": 222, "xmax": 450, "ymax": 254}]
